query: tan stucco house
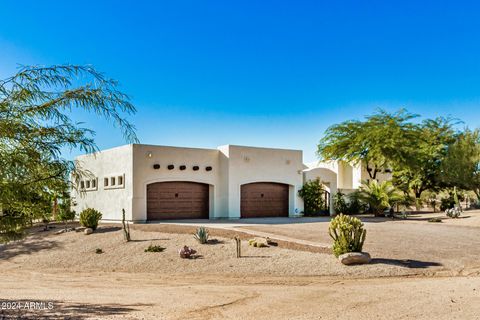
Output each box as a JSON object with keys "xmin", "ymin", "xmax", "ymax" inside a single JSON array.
[{"xmin": 72, "ymin": 144, "xmax": 389, "ymax": 222}]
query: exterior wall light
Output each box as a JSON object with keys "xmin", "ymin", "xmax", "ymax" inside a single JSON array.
[{"xmin": 146, "ymin": 152, "xmax": 153, "ymax": 158}]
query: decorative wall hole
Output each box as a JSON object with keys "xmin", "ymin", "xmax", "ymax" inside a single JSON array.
[
  {"xmin": 261, "ymin": 193, "xmax": 265, "ymax": 198},
  {"xmin": 193, "ymin": 166, "xmax": 199, "ymax": 171},
  {"xmin": 286, "ymin": 160, "xmax": 291, "ymax": 165},
  {"xmin": 179, "ymin": 165, "xmax": 186, "ymax": 170},
  {"xmin": 205, "ymin": 166, "xmax": 212, "ymax": 171},
  {"xmin": 175, "ymin": 193, "xmax": 179, "ymax": 198},
  {"xmin": 153, "ymin": 164, "xmax": 160, "ymax": 170},
  {"xmin": 167, "ymin": 164, "xmax": 174, "ymax": 170}
]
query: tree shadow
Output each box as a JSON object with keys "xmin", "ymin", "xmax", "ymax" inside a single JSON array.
[
  {"xmin": 240, "ymin": 255, "xmax": 271, "ymax": 258},
  {"xmin": 128, "ymin": 238, "xmax": 170, "ymax": 242},
  {"xmin": 206, "ymin": 239, "xmax": 225, "ymax": 245},
  {"xmin": 0, "ymin": 300, "xmax": 152, "ymax": 319},
  {"xmin": 371, "ymin": 258, "xmax": 443, "ymax": 268},
  {"xmin": 92, "ymin": 226, "xmax": 121, "ymax": 234},
  {"xmin": 0, "ymin": 235, "xmax": 60, "ymax": 260}
]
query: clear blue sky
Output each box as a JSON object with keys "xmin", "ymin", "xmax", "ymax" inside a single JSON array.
[{"xmin": 1, "ymin": 1, "xmax": 479, "ymax": 162}]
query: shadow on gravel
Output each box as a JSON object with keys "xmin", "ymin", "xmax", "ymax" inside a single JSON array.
[
  {"xmin": 92, "ymin": 226, "xmax": 122, "ymax": 234},
  {"xmin": 0, "ymin": 236, "xmax": 60, "ymax": 260},
  {"xmin": 371, "ymin": 258, "xmax": 442, "ymax": 268},
  {"xmin": 0, "ymin": 300, "xmax": 151, "ymax": 319}
]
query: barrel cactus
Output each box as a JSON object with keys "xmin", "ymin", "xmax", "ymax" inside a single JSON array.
[{"xmin": 328, "ymin": 214, "xmax": 367, "ymax": 257}]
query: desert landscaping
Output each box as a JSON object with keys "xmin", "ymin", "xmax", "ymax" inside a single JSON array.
[{"xmin": 1, "ymin": 210, "xmax": 480, "ymax": 319}]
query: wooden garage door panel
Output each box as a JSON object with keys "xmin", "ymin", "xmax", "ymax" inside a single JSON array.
[
  {"xmin": 241, "ymin": 182, "xmax": 289, "ymax": 218},
  {"xmin": 147, "ymin": 182, "xmax": 209, "ymax": 220}
]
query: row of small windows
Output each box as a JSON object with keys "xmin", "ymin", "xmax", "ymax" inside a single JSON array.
[
  {"xmin": 152, "ymin": 164, "xmax": 213, "ymax": 171},
  {"xmin": 80, "ymin": 174, "xmax": 125, "ymax": 191}
]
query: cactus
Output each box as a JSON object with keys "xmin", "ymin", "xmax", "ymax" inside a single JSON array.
[
  {"xmin": 193, "ymin": 227, "xmax": 209, "ymax": 244},
  {"xmin": 328, "ymin": 214, "xmax": 367, "ymax": 257},
  {"xmin": 122, "ymin": 209, "xmax": 131, "ymax": 242}
]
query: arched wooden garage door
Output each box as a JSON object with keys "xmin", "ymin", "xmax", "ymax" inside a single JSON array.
[
  {"xmin": 147, "ymin": 182, "xmax": 209, "ymax": 220},
  {"xmin": 241, "ymin": 182, "xmax": 289, "ymax": 218}
]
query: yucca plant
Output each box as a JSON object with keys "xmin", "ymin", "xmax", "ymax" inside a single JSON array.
[
  {"xmin": 357, "ymin": 180, "xmax": 402, "ymax": 216},
  {"xmin": 193, "ymin": 227, "xmax": 209, "ymax": 244},
  {"xmin": 329, "ymin": 214, "xmax": 367, "ymax": 257}
]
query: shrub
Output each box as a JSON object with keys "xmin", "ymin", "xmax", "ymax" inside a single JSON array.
[
  {"xmin": 193, "ymin": 227, "xmax": 209, "ymax": 244},
  {"xmin": 357, "ymin": 180, "xmax": 402, "ymax": 216},
  {"xmin": 333, "ymin": 192, "xmax": 348, "ymax": 214},
  {"xmin": 57, "ymin": 207, "xmax": 76, "ymax": 230},
  {"xmin": 440, "ymin": 196, "xmax": 455, "ymax": 211},
  {"xmin": 79, "ymin": 208, "xmax": 102, "ymax": 230},
  {"xmin": 145, "ymin": 244, "xmax": 166, "ymax": 252},
  {"xmin": 445, "ymin": 207, "xmax": 461, "ymax": 218},
  {"xmin": 328, "ymin": 214, "xmax": 366, "ymax": 257},
  {"xmin": 428, "ymin": 217, "xmax": 442, "ymax": 223},
  {"xmin": 298, "ymin": 178, "xmax": 325, "ymax": 215}
]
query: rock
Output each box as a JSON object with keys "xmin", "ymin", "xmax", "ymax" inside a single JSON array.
[
  {"xmin": 179, "ymin": 245, "xmax": 197, "ymax": 259},
  {"xmin": 339, "ymin": 252, "xmax": 371, "ymax": 265},
  {"xmin": 84, "ymin": 228, "xmax": 93, "ymax": 235}
]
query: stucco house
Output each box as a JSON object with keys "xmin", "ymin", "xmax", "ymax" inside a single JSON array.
[{"xmin": 72, "ymin": 144, "xmax": 389, "ymax": 222}]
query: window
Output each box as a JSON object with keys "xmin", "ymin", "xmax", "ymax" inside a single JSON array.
[
  {"xmin": 80, "ymin": 181, "xmax": 85, "ymax": 189},
  {"xmin": 80, "ymin": 178, "xmax": 98, "ymax": 191},
  {"xmin": 104, "ymin": 174, "xmax": 125, "ymax": 190},
  {"xmin": 92, "ymin": 180, "xmax": 96, "ymax": 188},
  {"xmin": 86, "ymin": 181, "xmax": 91, "ymax": 189}
]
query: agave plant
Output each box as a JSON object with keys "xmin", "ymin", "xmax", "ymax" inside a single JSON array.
[
  {"xmin": 193, "ymin": 227, "xmax": 209, "ymax": 244},
  {"xmin": 357, "ymin": 180, "xmax": 402, "ymax": 216}
]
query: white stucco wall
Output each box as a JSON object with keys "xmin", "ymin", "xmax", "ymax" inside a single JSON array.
[
  {"xmin": 131, "ymin": 144, "xmax": 222, "ymax": 221},
  {"xmin": 219, "ymin": 145, "xmax": 304, "ymax": 218},
  {"xmin": 71, "ymin": 144, "xmax": 134, "ymax": 221}
]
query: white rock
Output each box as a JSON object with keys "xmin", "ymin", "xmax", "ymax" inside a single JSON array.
[
  {"xmin": 339, "ymin": 252, "xmax": 371, "ymax": 265},
  {"xmin": 84, "ymin": 228, "xmax": 93, "ymax": 235}
]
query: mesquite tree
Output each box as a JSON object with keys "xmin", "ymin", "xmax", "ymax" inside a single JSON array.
[{"xmin": 0, "ymin": 65, "xmax": 137, "ymax": 243}]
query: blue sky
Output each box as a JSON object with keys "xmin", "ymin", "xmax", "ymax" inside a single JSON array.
[{"xmin": 1, "ymin": 1, "xmax": 479, "ymax": 162}]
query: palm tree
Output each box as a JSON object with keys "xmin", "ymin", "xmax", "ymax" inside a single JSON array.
[{"xmin": 357, "ymin": 180, "xmax": 402, "ymax": 216}]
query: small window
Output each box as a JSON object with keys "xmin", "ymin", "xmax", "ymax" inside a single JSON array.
[
  {"xmin": 111, "ymin": 177, "xmax": 116, "ymax": 186},
  {"xmin": 80, "ymin": 181, "xmax": 85, "ymax": 189},
  {"xmin": 118, "ymin": 176, "xmax": 123, "ymax": 185},
  {"xmin": 104, "ymin": 178, "xmax": 109, "ymax": 187},
  {"xmin": 86, "ymin": 180, "xmax": 91, "ymax": 189},
  {"xmin": 92, "ymin": 179, "xmax": 96, "ymax": 188}
]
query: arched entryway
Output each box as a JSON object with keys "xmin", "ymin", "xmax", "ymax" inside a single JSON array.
[
  {"xmin": 240, "ymin": 182, "xmax": 289, "ymax": 218},
  {"xmin": 146, "ymin": 181, "xmax": 209, "ymax": 220}
]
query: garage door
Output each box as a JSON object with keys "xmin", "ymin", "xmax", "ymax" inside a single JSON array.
[
  {"xmin": 240, "ymin": 182, "xmax": 289, "ymax": 218},
  {"xmin": 147, "ymin": 182, "xmax": 209, "ymax": 220}
]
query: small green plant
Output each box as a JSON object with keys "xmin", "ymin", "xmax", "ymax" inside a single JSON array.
[
  {"xmin": 328, "ymin": 214, "xmax": 366, "ymax": 257},
  {"xmin": 357, "ymin": 180, "xmax": 402, "ymax": 216},
  {"xmin": 144, "ymin": 244, "xmax": 165, "ymax": 252},
  {"xmin": 298, "ymin": 178, "xmax": 326, "ymax": 215},
  {"xmin": 333, "ymin": 192, "xmax": 348, "ymax": 214},
  {"xmin": 57, "ymin": 207, "xmax": 76, "ymax": 230},
  {"xmin": 428, "ymin": 217, "xmax": 442, "ymax": 223},
  {"xmin": 194, "ymin": 227, "xmax": 209, "ymax": 244},
  {"xmin": 79, "ymin": 208, "xmax": 102, "ymax": 230},
  {"xmin": 95, "ymin": 248, "xmax": 103, "ymax": 254}
]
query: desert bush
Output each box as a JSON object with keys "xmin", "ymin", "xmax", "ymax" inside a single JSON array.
[
  {"xmin": 445, "ymin": 207, "xmax": 461, "ymax": 218},
  {"xmin": 298, "ymin": 178, "xmax": 325, "ymax": 215},
  {"xmin": 194, "ymin": 227, "xmax": 209, "ymax": 244},
  {"xmin": 428, "ymin": 217, "xmax": 442, "ymax": 223},
  {"xmin": 440, "ymin": 196, "xmax": 455, "ymax": 211},
  {"xmin": 328, "ymin": 214, "xmax": 366, "ymax": 257},
  {"xmin": 79, "ymin": 208, "xmax": 102, "ymax": 230},
  {"xmin": 145, "ymin": 244, "xmax": 166, "ymax": 252}
]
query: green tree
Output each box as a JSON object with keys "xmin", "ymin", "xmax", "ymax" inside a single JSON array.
[
  {"xmin": 317, "ymin": 109, "xmax": 418, "ymax": 179},
  {"xmin": 441, "ymin": 129, "xmax": 480, "ymax": 201},
  {"xmin": 392, "ymin": 117, "xmax": 456, "ymax": 206},
  {"xmin": 0, "ymin": 65, "xmax": 137, "ymax": 242},
  {"xmin": 356, "ymin": 180, "xmax": 402, "ymax": 216}
]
